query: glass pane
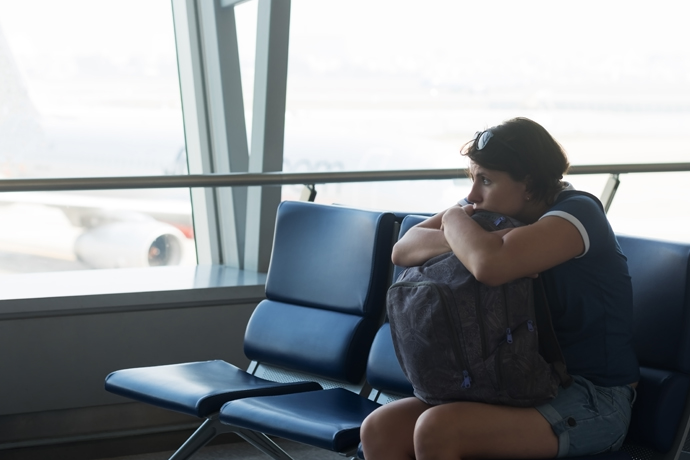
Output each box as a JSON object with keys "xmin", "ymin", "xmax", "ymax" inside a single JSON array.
[
  {"xmin": 0, "ymin": 0, "xmax": 195, "ymax": 274},
  {"xmin": 282, "ymin": 0, "xmax": 690, "ymax": 239}
]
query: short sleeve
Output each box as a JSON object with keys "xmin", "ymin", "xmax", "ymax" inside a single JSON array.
[{"xmin": 539, "ymin": 193, "xmax": 609, "ymax": 257}]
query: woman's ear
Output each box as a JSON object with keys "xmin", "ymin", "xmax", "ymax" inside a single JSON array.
[{"xmin": 522, "ymin": 175, "xmax": 534, "ymax": 200}]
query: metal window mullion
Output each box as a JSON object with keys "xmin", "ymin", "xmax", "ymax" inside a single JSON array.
[
  {"xmin": 198, "ymin": 0, "xmax": 251, "ymax": 268},
  {"xmin": 171, "ymin": 0, "xmax": 221, "ymax": 265},
  {"xmin": 245, "ymin": 0, "xmax": 291, "ymax": 272}
]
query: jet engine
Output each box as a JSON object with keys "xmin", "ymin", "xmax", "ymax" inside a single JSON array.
[{"xmin": 74, "ymin": 221, "xmax": 187, "ymax": 269}]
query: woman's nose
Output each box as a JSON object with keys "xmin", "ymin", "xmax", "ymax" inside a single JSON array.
[{"xmin": 467, "ymin": 184, "xmax": 481, "ymax": 204}]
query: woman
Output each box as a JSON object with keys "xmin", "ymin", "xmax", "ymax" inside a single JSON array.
[{"xmin": 360, "ymin": 117, "xmax": 639, "ymax": 459}]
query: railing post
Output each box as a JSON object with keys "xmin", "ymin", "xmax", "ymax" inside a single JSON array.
[
  {"xmin": 299, "ymin": 184, "xmax": 317, "ymax": 202},
  {"xmin": 601, "ymin": 173, "xmax": 621, "ymax": 214}
]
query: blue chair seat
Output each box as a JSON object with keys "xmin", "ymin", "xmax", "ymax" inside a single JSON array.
[
  {"xmin": 219, "ymin": 323, "xmax": 409, "ymax": 456},
  {"xmin": 105, "ymin": 360, "xmax": 322, "ymax": 417},
  {"xmin": 220, "ymin": 388, "xmax": 382, "ymax": 453}
]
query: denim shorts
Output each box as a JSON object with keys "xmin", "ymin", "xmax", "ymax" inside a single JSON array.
[{"xmin": 535, "ymin": 375, "xmax": 636, "ymax": 458}]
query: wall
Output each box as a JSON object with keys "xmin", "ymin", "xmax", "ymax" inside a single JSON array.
[{"xmin": 0, "ymin": 266, "xmax": 265, "ymax": 449}]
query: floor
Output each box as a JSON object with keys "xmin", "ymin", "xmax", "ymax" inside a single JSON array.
[{"xmin": 106, "ymin": 439, "xmax": 348, "ymax": 460}]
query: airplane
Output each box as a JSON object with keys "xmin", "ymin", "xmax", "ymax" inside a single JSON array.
[{"xmin": 0, "ymin": 23, "xmax": 194, "ymax": 270}]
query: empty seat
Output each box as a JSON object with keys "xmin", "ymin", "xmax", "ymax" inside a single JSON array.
[
  {"xmin": 216, "ymin": 215, "xmax": 423, "ymax": 458},
  {"xmin": 104, "ymin": 201, "xmax": 397, "ymax": 460},
  {"xmin": 218, "ymin": 322, "xmax": 412, "ymax": 456}
]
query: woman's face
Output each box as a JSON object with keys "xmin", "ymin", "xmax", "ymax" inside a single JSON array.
[{"xmin": 466, "ymin": 162, "xmax": 530, "ymax": 219}]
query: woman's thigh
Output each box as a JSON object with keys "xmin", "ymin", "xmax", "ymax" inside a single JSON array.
[
  {"xmin": 413, "ymin": 401, "xmax": 558, "ymax": 460},
  {"xmin": 361, "ymin": 397, "xmax": 431, "ymax": 460}
]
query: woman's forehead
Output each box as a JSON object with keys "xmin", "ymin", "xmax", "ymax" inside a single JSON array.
[
  {"xmin": 470, "ymin": 162, "xmax": 515, "ymax": 181},
  {"xmin": 469, "ymin": 161, "xmax": 491, "ymax": 175}
]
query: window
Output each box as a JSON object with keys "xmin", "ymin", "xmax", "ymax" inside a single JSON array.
[
  {"xmin": 0, "ymin": 0, "xmax": 194, "ymax": 274},
  {"xmin": 282, "ymin": 0, "xmax": 690, "ymax": 241},
  {"xmin": 2, "ymin": 0, "xmax": 690, "ymax": 277}
]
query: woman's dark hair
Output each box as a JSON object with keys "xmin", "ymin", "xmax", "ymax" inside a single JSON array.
[{"xmin": 462, "ymin": 117, "xmax": 570, "ymax": 204}]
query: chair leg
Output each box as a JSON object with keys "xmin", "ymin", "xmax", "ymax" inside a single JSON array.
[
  {"xmin": 166, "ymin": 415, "xmax": 296, "ymax": 460},
  {"xmin": 168, "ymin": 416, "xmax": 230, "ymax": 460},
  {"xmin": 233, "ymin": 427, "xmax": 297, "ymax": 460}
]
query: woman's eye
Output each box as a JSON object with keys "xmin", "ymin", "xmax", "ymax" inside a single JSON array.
[{"xmin": 481, "ymin": 177, "xmax": 491, "ymax": 185}]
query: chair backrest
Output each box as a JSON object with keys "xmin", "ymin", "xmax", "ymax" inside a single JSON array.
[
  {"xmin": 366, "ymin": 214, "xmax": 425, "ymax": 403},
  {"xmin": 244, "ymin": 201, "xmax": 396, "ymax": 386},
  {"xmin": 391, "ymin": 214, "xmax": 428, "ymax": 283},
  {"xmin": 617, "ymin": 235, "xmax": 690, "ymax": 457},
  {"xmin": 366, "ymin": 322, "xmax": 414, "ymax": 403}
]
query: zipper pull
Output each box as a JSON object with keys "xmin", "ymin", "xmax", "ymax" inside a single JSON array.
[
  {"xmin": 527, "ymin": 320, "xmax": 534, "ymax": 332},
  {"xmin": 461, "ymin": 370, "xmax": 472, "ymax": 389},
  {"xmin": 506, "ymin": 328, "xmax": 513, "ymax": 344}
]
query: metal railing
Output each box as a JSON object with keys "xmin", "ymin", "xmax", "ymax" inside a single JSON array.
[{"xmin": 1, "ymin": 162, "xmax": 690, "ymax": 192}]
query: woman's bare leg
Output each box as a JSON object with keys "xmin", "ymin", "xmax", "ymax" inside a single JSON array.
[
  {"xmin": 413, "ymin": 401, "xmax": 558, "ymax": 460},
  {"xmin": 361, "ymin": 397, "xmax": 431, "ymax": 460}
]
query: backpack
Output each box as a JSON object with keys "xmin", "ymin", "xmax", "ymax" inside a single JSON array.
[{"xmin": 387, "ymin": 211, "xmax": 571, "ymax": 407}]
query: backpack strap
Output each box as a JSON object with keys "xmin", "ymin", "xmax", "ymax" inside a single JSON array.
[{"xmin": 533, "ymin": 277, "xmax": 573, "ymax": 388}]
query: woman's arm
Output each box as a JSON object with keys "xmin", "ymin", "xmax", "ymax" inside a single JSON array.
[
  {"xmin": 391, "ymin": 209, "xmax": 454, "ymax": 267},
  {"xmin": 441, "ymin": 206, "xmax": 584, "ymax": 286}
]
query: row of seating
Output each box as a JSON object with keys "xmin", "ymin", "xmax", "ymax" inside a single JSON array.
[{"xmin": 105, "ymin": 201, "xmax": 690, "ymax": 460}]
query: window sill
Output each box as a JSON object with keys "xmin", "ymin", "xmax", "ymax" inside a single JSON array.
[{"xmin": 0, "ymin": 265, "xmax": 267, "ymax": 320}]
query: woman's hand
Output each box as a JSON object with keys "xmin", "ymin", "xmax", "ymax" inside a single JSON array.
[
  {"xmin": 440, "ymin": 204, "xmax": 475, "ymax": 236},
  {"xmin": 392, "ymin": 209, "xmax": 457, "ymax": 267}
]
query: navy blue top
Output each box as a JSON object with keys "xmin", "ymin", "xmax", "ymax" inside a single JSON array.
[{"xmin": 540, "ymin": 190, "xmax": 639, "ymax": 387}]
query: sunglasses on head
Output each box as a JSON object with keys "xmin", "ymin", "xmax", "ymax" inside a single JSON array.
[
  {"xmin": 472, "ymin": 129, "xmax": 522, "ymax": 156},
  {"xmin": 473, "ymin": 130, "xmax": 494, "ymax": 150}
]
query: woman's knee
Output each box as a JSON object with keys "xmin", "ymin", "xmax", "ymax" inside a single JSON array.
[
  {"xmin": 360, "ymin": 408, "xmax": 386, "ymax": 444},
  {"xmin": 361, "ymin": 398, "xmax": 428, "ymax": 459},
  {"xmin": 362, "ymin": 401, "xmax": 414, "ymax": 444},
  {"xmin": 413, "ymin": 407, "xmax": 458, "ymax": 458}
]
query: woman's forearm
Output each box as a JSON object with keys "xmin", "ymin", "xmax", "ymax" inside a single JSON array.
[
  {"xmin": 391, "ymin": 227, "xmax": 451, "ymax": 267},
  {"xmin": 442, "ymin": 207, "xmax": 506, "ymax": 285}
]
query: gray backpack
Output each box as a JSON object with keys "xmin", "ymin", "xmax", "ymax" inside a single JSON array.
[{"xmin": 387, "ymin": 211, "xmax": 571, "ymax": 407}]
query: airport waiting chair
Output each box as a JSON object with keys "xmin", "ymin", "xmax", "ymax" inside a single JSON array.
[
  {"xmin": 104, "ymin": 201, "xmax": 397, "ymax": 460},
  {"xmin": 615, "ymin": 235, "xmax": 690, "ymax": 460},
  {"xmin": 219, "ymin": 225, "xmax": 690, "ymax": 460},
  {"xmin": 217, "ymin": 216, "xmax": 423, "ymax": 458}
]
